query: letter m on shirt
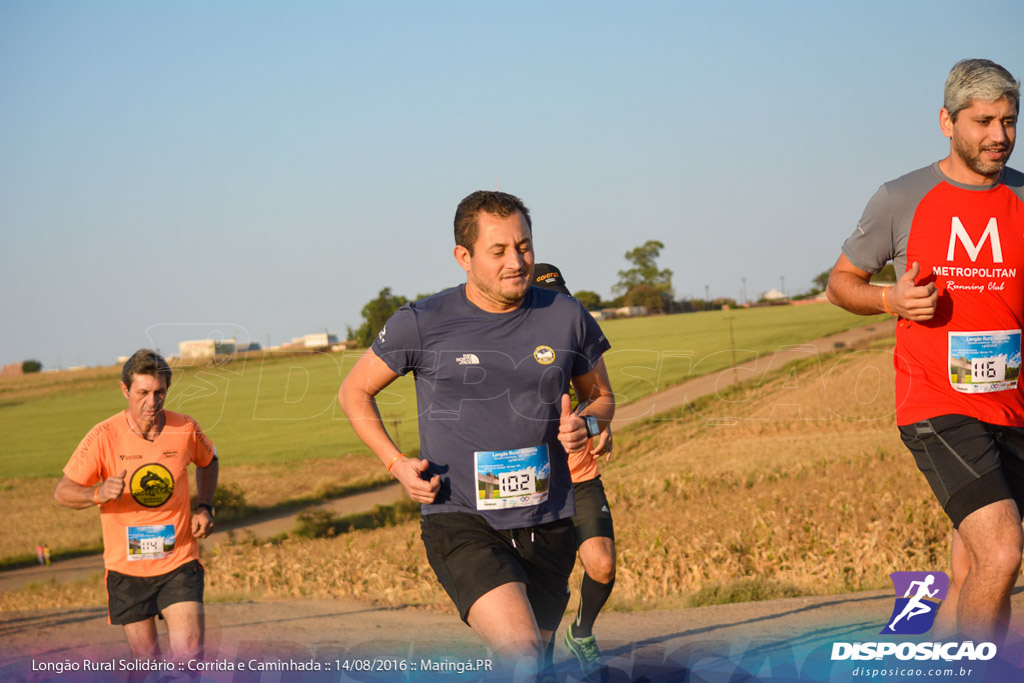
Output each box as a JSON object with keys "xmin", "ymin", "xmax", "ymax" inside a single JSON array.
[{"xmin": 947, "ymin": 217, "xmax": 1003, "ymax": 263}]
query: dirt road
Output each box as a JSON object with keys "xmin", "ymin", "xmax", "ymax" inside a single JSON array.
[{"xmin": 4, "ymin": 587, "xmax": 1024, "ymax": 681}]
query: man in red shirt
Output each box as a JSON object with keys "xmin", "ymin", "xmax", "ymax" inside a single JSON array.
[
  {"xmin": 55, "ymin": 349, "xmax": 219, "ymax": 660},
  {"xmin": 828, "ymin": 59, "xmax": 1021, "ymax": 642}
]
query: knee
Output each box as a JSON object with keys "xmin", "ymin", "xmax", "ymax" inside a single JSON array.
[
  {"xmin": 180, "ymin": 635, "xmax": 203, "ymax": 660},
  {"xmin": 580, "ymin": 539, "xmax": 616, "ymax": 584},
  {"xmin": 496, "ymin": 639, "xmax": 544, "ymax": 669},
  {"xmin": 972, "ymin": 543, "xmax": 1022, "ymax": 581},
  {"xmin": 585, "ymin": 555, "xmax": 616, "ymax": 584},
  {"xmin": 168, "ymin": 627, "xmax": 203, "ymax": 660}
]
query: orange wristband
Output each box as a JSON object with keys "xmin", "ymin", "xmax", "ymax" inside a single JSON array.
[
  {"xmin": 386, "ymin": 454, "xmax": 405, "ymax": 476},
  {"xmin": 881, "ymin": 286, "xmax": 896, "ymax": 316},
  {"xmin": 92, "ymin": 487, "xmax": 102, "ymax": 505}
]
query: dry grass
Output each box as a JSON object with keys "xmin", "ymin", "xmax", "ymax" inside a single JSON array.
[
  {"xmin": 0, "ymin": 576, "xmax": 107, "ymax": 612},
  {"xmin": 0, "ymin": 479, "xmax": 104, "ymax": 564},
  {"xmin": 0, "ymin": 455, "xmax": 387, "ymax": 565},
  {"xmin": 213, "ymin": 454, "xmax": 388, "ymax": 509},
  {"xmin": 2, "ymin": 343, "xmax": 952, "ymax": 615}
]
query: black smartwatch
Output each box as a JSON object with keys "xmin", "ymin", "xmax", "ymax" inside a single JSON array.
[
  {"xmin": 583, "ymin": 415, "xmax": 601, "ymax": 438},
  {"xmin": 195, "ymin": 503, "xmax": 215, "ymax": 517}
]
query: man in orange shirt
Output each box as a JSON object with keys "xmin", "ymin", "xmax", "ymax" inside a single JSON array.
[
  {"xmin": 534, "ymin": 264, "xmax": 617, "ymax": 677},
  {"xmin": 55, "ymin": 349, "xmax": 219, "ymax": 661}
]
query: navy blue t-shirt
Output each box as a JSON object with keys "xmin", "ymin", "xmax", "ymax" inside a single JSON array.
[{"xmin": 372, "ymin": 284, "xmax": 611, "ymax": 530}]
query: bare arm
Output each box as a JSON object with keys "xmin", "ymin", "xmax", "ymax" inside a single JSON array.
[
  {"xmin": 54, "ymin": 470, "xmax": 126, "ymax": 509},
  {"xmin": 338, "ymin": 348, "xmax": 440, "ymax": 503},
  {"xmin": 191, "ymin": 455, "xmax": 218, "ymax": 538},
  {"xmin": 826, "ymin": 254, "xmax": 936, "ymax": 321},
  {"xmin": 559, "ymin": 357, "xmax": 615, "ymax": 455}
]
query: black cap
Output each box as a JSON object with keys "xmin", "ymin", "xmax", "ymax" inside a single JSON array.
[{"xmin": 533, "ymin": 263, "xmax": 571, "ymax": 296}]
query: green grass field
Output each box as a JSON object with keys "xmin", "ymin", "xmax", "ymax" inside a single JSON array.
[
  {"xmin": 598, "ymin": 303, "xmax": 886, "ymax": 403},
  {"xmin": 0, "ymin": 303, "xmax": 885, "ymax": 480}
]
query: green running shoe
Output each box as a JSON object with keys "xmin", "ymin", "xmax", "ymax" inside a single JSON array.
[{"xmin": 564, "ymin": 622, "xmax": 603, "ymax": 678}]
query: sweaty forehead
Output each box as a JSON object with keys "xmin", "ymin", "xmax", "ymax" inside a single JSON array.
[
  {"xmin": 475, "ymin": 212, "xmax": 532, "ymax": 248},
  {"xmin": 962, "ymin": 96, "xmax": 1018, "ymax": 116},
  {"xmin": 130, "ymin": 374, "xmax": 168, "ymax": 392}
]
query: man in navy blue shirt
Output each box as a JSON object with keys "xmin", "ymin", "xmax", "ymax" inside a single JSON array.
[{"xmin": 340, "ymin": 190, "xmax": 615, "ymax": 676}]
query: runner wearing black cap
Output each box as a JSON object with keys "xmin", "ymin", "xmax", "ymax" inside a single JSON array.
[{"xmin": 534, "ymin": 263, "xmax": 617, "ymax": 678}]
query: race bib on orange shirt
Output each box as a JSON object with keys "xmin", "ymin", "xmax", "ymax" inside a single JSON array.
[{"xmin": 126, "ymin": 524, "xmax": 175, "ymax": 561}]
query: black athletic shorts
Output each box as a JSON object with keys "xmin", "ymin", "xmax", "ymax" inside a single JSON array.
[
  {"xmin": 106, "ymin": 560, "xmax": 205, "ymax": 625},
  {"xmin": 570, "ymin": 476, "xmax": 614, "ymax": 545},
  {"xmin": 899, "ymin": 415, "xmax": 1024, "ymax": 528},
  {"xmin": 420, "ymin": 512, "xmax": 575, "ymax": 631}
]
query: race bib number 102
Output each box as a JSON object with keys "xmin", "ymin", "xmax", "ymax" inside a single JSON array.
[{"xmin": 474, "ymin": 445, "xmax": 550, "ymax": 510}]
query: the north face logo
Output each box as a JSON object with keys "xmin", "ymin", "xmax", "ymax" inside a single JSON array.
[{"xmin": 456, "ymin": 354, "xmax": 480, "ymax": 365}]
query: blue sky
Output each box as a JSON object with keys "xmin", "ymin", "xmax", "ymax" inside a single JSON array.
[{"xmin": 2, "ymin": 1, "xmax": 1022, "ymax": 369}]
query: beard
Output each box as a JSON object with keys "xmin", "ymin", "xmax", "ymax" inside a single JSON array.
[
  {"xmin": 468, "ymin": 269, "xmax": 530, "ymax": 308},
  {"xmin": 953, "ymin": 133, "xmax": 1013, "ymax": 179}
]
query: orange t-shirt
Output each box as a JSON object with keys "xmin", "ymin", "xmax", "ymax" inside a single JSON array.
[
  {"xmin": 568, "ymin": 438, "xmax": 600, "ymax": 484},
  {"xmin": 63, "ymin": 410, "xmax": 216, "ymax": 577}
]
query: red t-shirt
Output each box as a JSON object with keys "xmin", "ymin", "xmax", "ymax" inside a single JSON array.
[{"xmin": 843, "ymin": 164, "xmax": 1024, "ymax": 426}]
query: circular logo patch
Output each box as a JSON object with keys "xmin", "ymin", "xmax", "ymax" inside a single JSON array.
[
  {"xmin": 130, "ymin": 464, "xmax": 175, "ymax": 508},
  {"xmin": 533, "ymin": 345, "xmax": 556, "ymax": 365}
]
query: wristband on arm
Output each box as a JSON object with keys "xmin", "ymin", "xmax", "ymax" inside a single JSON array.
[
  {"xmin": 386, "ymin": 454, "xmax": 405, "ymax": 476},
  {"xmin": 882, "ymin": 286, "xmax": 896, "ymax": 316}
]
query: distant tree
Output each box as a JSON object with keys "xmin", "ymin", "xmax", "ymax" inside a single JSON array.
[
  {"xmin": 811, "ymin": 270, "xmax": 831, "ymax": 294},
  {"xmin": 606, "ymin": 293, "xmax": 627, "ymax": 309},
  {"xmin": 355, "ymin": 288, "xmax": 409, "ymax": 347},
  {"xmin": 870, "ymin": 263, "xmax": 897, "ymax": 283},
  {"xmin": 22, "ymin": 360, "xmax": 42, "ymax": 373},
  {"xmin": 710, "ymin": 298, "xmax": 738, "ymax": 310},
  {"xmin": 613, "ymin": 240, "xmax": 673, "ymax": 297},
  {"xmin": 573, "ymin": 290, "xmax": 604, "ymax": 310},
  {"xmin": 672, "ymin": 298, "xmax": 696, "ymax": 313},
  {"xmin": 624, "ymin": 284, "xmax": 666, "ymax": 313}
]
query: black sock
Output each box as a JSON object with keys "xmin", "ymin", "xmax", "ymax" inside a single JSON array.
[{"xmin": 573, "ymin": 573, "xmax": 615, "ymax": 638}]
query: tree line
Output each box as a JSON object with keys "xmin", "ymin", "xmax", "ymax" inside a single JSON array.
[{"xmin": 349, "ymin": 241, "xmax": 873, "ymax": 347}]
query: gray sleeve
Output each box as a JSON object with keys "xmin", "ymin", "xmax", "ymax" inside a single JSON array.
[
  {"xmin": 1005, "ymin": 168, "xmax": 1024, "ymax": 203},
  {"xmin": 841, "ymin": 184, "xmax": 895, "ymax": 274}
]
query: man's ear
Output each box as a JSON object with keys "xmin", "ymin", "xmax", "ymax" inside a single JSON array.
[
  {"xmin": 939, "ymin": 107, "xmax": 954, "ymax": 139},
  {"xmin": 454, "ymin": 244, "xmax": 472, "ymax": 274}
]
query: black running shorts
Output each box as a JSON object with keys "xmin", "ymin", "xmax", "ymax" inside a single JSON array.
[
  {"xmin": 420, "ymin": 512, "xmax": 575, "ymax": 631},
  {"xmin": 106, "ymin": 560, "xmax": 205, "ymax": 625},
  {"xmin": 570, "ymin": 476, "xmax": 614, "ymax": 546},
  {"xmin": 899, "ymin": 414, "xmax": 1024, "ymax": 528}
]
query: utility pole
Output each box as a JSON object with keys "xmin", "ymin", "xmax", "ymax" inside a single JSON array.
[{"xmin": 727, "ymin": 316, "xmax": 739, "ymax": 387}]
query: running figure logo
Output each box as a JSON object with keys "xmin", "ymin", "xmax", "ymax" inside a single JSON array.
[{"xmin": 881, "ymin": 571, "xmax": 949, "ymax": 635}]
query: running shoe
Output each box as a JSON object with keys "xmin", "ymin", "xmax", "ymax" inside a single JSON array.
[{"xmin": 564, "ymin": 622, "xmax": 603, "ymax": 679}]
